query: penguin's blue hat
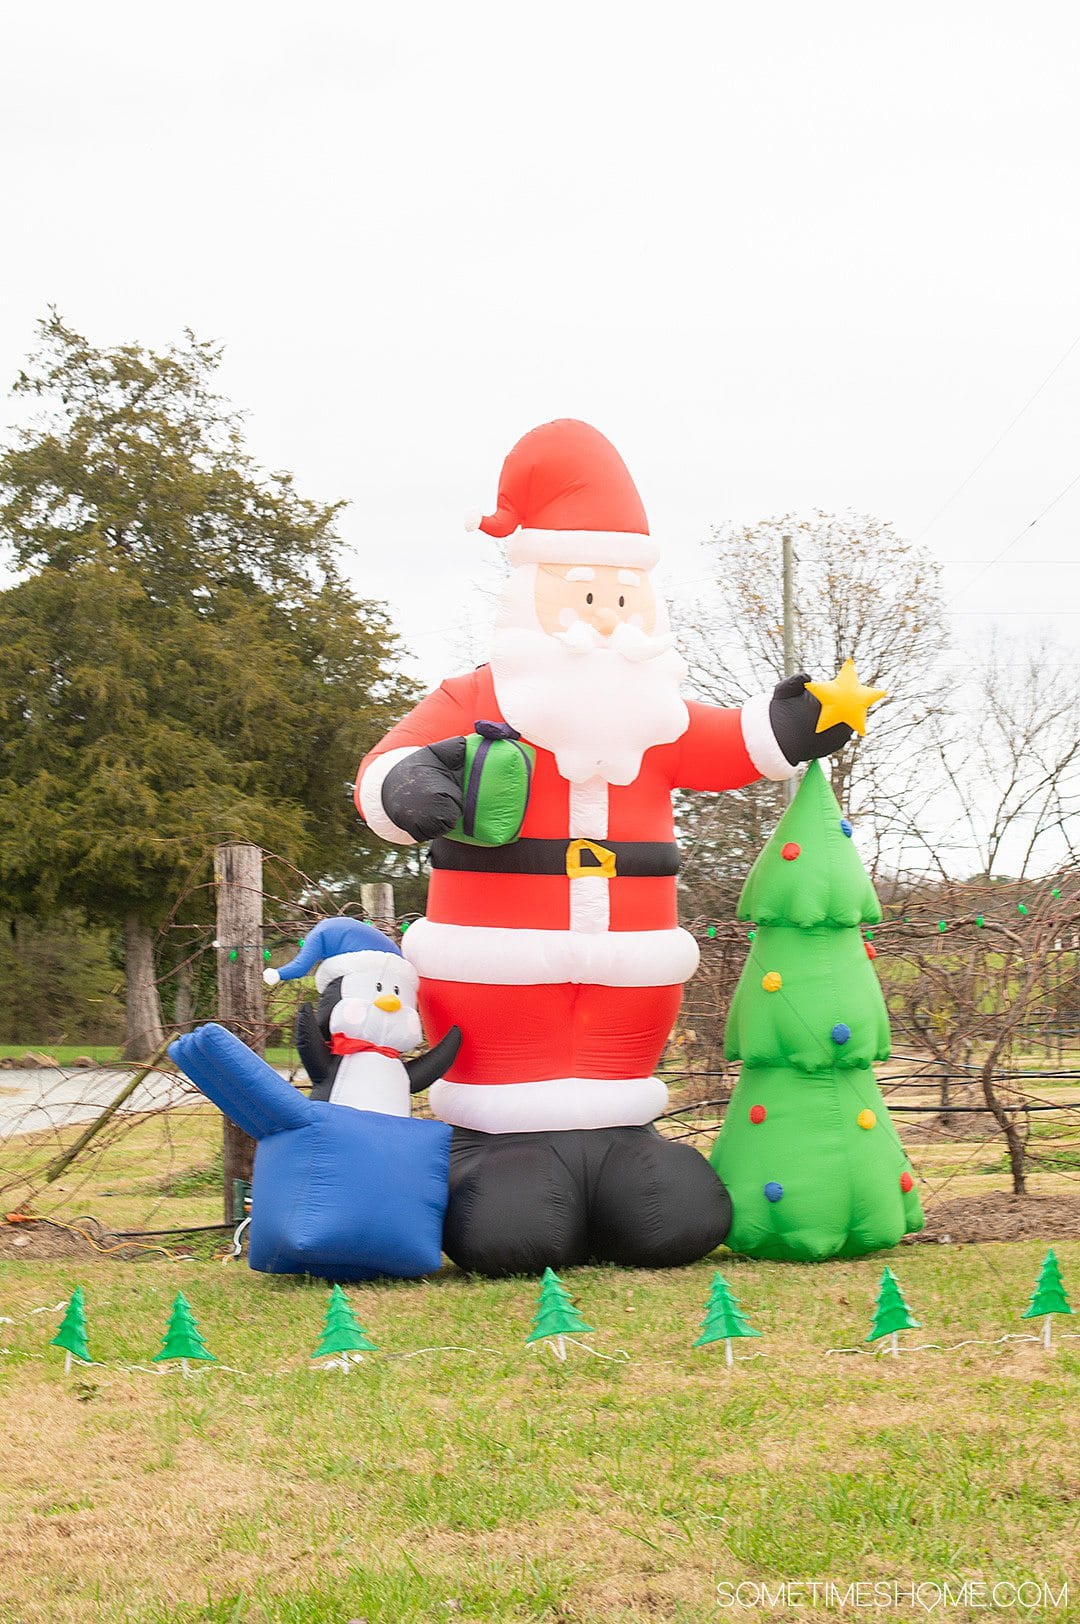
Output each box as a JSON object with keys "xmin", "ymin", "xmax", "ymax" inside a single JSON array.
[{"xmin": 263, "ymin": 917, "xmax": 404, "ymax": 993}]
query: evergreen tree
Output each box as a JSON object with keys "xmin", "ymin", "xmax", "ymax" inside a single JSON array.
[
  {"xmin": 0, "ymin": 313, "xmax": 418, "ymax": 1057},
  {"xmin": 866, "ymin": 1266, "xmax": 920, "ymax": 1353},
  {"xmin": 710, "ymin": 760, "xmax": 924, "ymax": 1260},
  {"xmin": 50, "ymin": 1286, "xmax": 91, "ymax": 1372},
  {"xmin": 0, "ymin": 913, "xmax": 125, "ymax": 1046},
  {"xmin": 152, "ymin": 1291, "xmax": 216, "ymax": 1371},
  {"xmin": 1021, "ymin": 1249, "xmax": 1073, "ymax": 1347},
  {"xmin": 526, "ymin": 1267, "xmax": 593, "ymax": 1358},
  {"xmin": 693, "ymin": 1271, "xmax": 761, "ymax": 1365},
  {"xmin": 312, "ymin": 1284, "xmax": 378, "ymax": 1370}
]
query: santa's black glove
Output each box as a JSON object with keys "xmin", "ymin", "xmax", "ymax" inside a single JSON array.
[
  {"xmin": 381, "ymin": 737, "xmax": 467, "ymax": 841},
  {"xmin": 768, "ymin": 673, "xmax": 853, "ymax": 766}
]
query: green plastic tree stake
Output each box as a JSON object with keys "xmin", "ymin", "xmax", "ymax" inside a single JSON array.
[
  {"xmin": 693, "ymin": 1271, "xmax": 762, "ymax": 1366},
  {"xmin": 867, "ymin": 1265, "xmax": 920, "ymax": 1356},
  {"xmin": 51, "ymin": 1286, "xmax": 91, "ymax": 1374},
  {"xmin": 312, "ymin": 1284, "xmax": 378, "ymax": 1371},
  {"xmin": 152, "ymin": 1291, "xmax": 216, "ymax": 1376},
  {"xmin": 525, "ymin": 1267, "xmax": 593, "ymax": 1361},
  {"xmin": 710, "ymin": 761, "xmax": 924, "ymax": 1260},
  {"xmin": 1021, "ymin": 1248, "xmax": 1073, "ymax": 1348}
]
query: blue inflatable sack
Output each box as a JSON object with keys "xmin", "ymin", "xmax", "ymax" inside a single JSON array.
[{"xmin": 169, "ymin": 1024, "xmax": 451, "ymax": 1281}]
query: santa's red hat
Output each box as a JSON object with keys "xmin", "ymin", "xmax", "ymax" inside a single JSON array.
[{"xmin": 466, "ymin": 419, "xmax": 659, "ymax": 571}]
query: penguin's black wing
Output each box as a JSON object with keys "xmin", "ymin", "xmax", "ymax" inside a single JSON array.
[
  {"xmin": 295, "ymin": 1002, "xmax": 337, "ymax": 1100},
  {"xmin": 404, "ymin": 1025, "xmax": 462, "ymax": 1095},
  {"xmin": 314, "ymin": 977, "xmax": 343, "ymax": 1037}
]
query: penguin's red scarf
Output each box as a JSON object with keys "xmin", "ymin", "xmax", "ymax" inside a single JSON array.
[{"xmin": 330, "ymin": 1035, "xmax": 400, "ymax": 1060}]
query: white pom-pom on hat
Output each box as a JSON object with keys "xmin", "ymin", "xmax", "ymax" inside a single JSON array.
[
  {"xmin": 463, "ymin": 507, "xmax": 482, "ymax": 532},
  {"xmin": 262, "ymin": 967, "xmax": 281, "ymax": 986}
]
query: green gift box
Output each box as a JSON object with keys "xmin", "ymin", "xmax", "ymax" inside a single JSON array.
[{"xmin": 447, "ymin": 722, "xmax": 535, "ymax": 847}]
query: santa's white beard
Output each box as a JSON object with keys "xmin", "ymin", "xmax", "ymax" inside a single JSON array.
[{"xmin": 490, "ymin": 582, "xmax": 689, "ymax": 786}]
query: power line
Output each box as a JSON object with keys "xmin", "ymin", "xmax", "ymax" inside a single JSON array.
[
  {"xmin": 944, "ymin": 465, "xmax": 1080, "ymax": 608},
  {"xmin": 915, "ymin": 327, "xmax": 1080, "ymax": 543}
]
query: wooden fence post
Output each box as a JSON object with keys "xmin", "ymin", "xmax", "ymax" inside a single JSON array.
[
  {"xmin": 214, "ymin": 842, "xmax": 264, "ymax": 1223},
  {"xmin": 360, "ymin": 882, "xmax": 396, "ymax": 933}
]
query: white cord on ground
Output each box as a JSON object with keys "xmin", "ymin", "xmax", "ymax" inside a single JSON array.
[
  {"xmin": 825, "ymin": 1333, "xmax": 1044, "ymax": 1358},
  {"xmin": 388, "ymin": 1344, "xmax": 502, "ymax": 1359},
  {"xmin": 222, "ymin": 1214, "xmax": 251, "ymax": 1263}
]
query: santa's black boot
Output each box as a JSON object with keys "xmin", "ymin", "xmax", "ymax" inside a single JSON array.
[
  {"xmin": 443, "ymin": 1128, "xmax": 590, "ymax": 1277},
  {"xmin": 586, "ymin": 1125, "xmax": 732, "ymax": 1268}
]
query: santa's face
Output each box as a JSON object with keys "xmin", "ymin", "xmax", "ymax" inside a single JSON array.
[
  {"xmin": 533, "ymin": 563, "xmax": 657, "ymax": 640},
  {"xmin": 490, "ymin": 562, "xmax": 688, "ymax": 786}
]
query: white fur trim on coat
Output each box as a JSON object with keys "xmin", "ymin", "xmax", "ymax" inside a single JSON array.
[
  {"xmin": 568, "ymin": 779, "xmax": 610, "ymax": 934},
  {"xmin": 429, "ymin": 1075, "xmax": 668, "ymax": 1132},
  {"xmin": 740, "ymin": 691, "xmax": 799, "ymax": 781},
  {"xmin": 357, "ymin": 746, "xmax": 421, "ymax": 844},
  {"xmin": 508, "ymin": 528, "xmax": 660, "ymax": 570},
  {"xmin": 403, "ymin": 920, "xmax": 700, "ymax": 987}
]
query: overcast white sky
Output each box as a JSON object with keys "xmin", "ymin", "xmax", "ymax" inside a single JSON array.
[{"xmin": 2, "ymin": 1, "xmax": 1078, "ymax": 689}]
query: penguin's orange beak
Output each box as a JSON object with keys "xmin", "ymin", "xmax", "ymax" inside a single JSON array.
[{"xmin": 373, "ymin": 995, "xmax": 402, "ymax": 1013}]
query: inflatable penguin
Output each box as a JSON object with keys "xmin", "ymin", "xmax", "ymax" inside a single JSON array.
[
  {"xmin": 264, "ymin": 918, "xmax": 462, "ymax": 1115},
  {"xmin": 168, "ymin": 917, "xmax": 462, "ymax": 1281}
]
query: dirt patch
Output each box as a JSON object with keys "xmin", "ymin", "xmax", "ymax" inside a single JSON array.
[
  {"xmin": 915, "ymin": 1190, "xmax": 1080, "ymax": 1243},
  {"xmin": 0, "ymin": 1217, "xmax": 193, "ymax": 1263}
]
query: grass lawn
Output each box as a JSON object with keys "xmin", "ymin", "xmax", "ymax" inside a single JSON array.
[
  {"xmin": 0, "ymin": 1045, "xmax": 297, "ymax": 1070},
  {"xmin": 2, "ymin": 1071, "xmax": 1078, "ymax": 1621},
  {"xmin": 0, "ymin": 1241, "xmax": 1077, "ymax": 1620}
]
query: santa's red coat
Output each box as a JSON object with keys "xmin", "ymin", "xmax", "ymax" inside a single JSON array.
[{"xmin": 356, "ymin": 665, "xmax": 767, "ymax": 1132}]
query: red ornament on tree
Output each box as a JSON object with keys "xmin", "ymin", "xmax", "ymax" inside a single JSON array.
[
  {"xmin": 781, "ymin": 842, "xmax": 801, "ymax": 861},
  {"xmin": 749, "ymin": 1104, "xmax": 767, "ymax": 1125},
  {"xmin": 899, "ymin": 1171, "xmax": 914, "ymax": 1193}
]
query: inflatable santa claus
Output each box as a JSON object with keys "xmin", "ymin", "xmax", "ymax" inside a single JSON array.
[{"xmin": 356, "ymin": 420, "xmax": 851, "ymax": 1276}]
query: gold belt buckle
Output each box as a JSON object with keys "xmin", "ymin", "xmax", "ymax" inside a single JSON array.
[{"xmin": 566, "ymin": 838, "xmax": 617, "ymax": 879}]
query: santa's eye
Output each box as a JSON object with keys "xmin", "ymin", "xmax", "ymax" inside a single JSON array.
[
  {"xmin": 586, "ymin": 592, "xmax": 593, "ymax": 604},
  {"xmin": 376, "ymin": 982, "xmax": 382, "ymax": 992},
  {"xmin": 394, "ymin": 985, "xmax": 399, "ymax": 995},
  {"xmin": 618, "ymin": 595, "xmax": 625, "ymax": 608}
]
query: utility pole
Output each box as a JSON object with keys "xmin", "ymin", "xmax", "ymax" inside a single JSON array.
[
  {"xmin": 782, "ymin": 533, "xmax": 797, "ymax": 804},
  {"xmin": 214, "ymin": 842, "xmax": 264, "ymax": 1223}
]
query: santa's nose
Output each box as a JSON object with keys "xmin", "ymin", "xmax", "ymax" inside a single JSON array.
[
  {"xmin": 373, "ymin": 995, "xmax": 402, "ymax": 1013},
  {"xmin": 592, "ymin": 607, "xmax": 619, "ymax": 636}
]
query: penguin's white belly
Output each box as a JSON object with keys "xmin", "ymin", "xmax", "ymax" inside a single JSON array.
[{"xmin": 329, "ymin": 1052, "xmax": 411, "ymax": 1117}]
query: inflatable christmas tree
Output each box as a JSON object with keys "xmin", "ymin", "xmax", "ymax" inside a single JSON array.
[{"xmin": 710, "ymin": 760, "xmax": 923, "ymax": 1260}]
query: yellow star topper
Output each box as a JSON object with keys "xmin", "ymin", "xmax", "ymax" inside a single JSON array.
[{"xmin": 805, "ymin": 658, "xmax": 887, "ymax": 736}]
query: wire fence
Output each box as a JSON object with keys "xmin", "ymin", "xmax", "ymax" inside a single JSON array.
[{"xmin": 1, "ymin": 854, "xmax": 1078, "ymax": 1252}]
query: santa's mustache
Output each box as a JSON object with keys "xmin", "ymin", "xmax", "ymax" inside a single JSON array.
[{"xmin": 554, "ymin": 617, "xmax": 674, "ymax": 662}]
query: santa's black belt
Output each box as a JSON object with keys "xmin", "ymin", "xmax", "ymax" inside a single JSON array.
[{"xmin": 429, "ymin": 837, "xmax": 680, "ymax": 878}]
